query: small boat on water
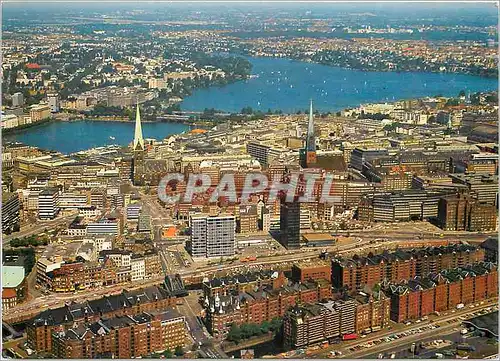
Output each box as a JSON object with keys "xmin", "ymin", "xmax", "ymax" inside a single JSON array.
[{"xmin": 109, "ymin": 136, "xmax": 115, "ymax": 140}]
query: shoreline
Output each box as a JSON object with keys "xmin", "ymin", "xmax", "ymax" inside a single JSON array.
[
  {"xmin": 78, "ymin": 116, "xmax": 211, "ymax": 127},
  {"xmin": 241, "ymin": 54, "xmax": 498, "ymax": 79},
  {"xmin": 1, "ymin": 118, "xmax": 52, "ymax": 135}
]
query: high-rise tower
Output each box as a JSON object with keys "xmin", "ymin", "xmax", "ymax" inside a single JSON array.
[
  {"xmin": 133, "ymin": 104, "xmax": 145, "ymax": 185},
  {"xmin": 305, "ymin": 99, "xmax": 317, "ymax": 167}
]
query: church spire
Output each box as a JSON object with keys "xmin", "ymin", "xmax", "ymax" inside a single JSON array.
[
  {"xmin": 304, "ymin": 99, "xmax": 317, "ymax": 167},
  {"xmin": 133, "ymin": 103, "xmax": 144, "ymax": 151},
  {"xmin": 306, "ymin": 99, "xmax": 315, "ymax": 152},
  {"xmin": 308, "ymin": 99, "xmax": 314, "ymax": 137}
]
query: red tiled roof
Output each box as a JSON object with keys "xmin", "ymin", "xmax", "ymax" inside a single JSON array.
[
  {"xmin": 26, "ymin": 63, "xmax": 41, "ymax": 69},
  {"xmin": 2, "ymin": 288, "xmax": 17, "ymax": 299}
]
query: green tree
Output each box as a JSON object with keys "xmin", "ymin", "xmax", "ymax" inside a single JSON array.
[
  {"xmin": 485, "ymin": 94, "xmax": 497, "ymax": 103},
  {"xmin": 248, "ymin": 323, "xmax": 262, "ymax": 336},
  {"xmin": 261, "ymin": 320, "xmax": 270, "ymax": 333},
  {"xmin": 240, "ymin": 323, "xmax": 252, "ymax": 339},
  {"xmin": 163, "ymin": 349, "xmax": 173, "ymax": 358},
  {"xmin": 270, "ymin": 318, "xmax": 283, "ymax": 332},
  {"xmin": 174, "ymin": 346, "xmax": 184, "ymax": 357},
  {"xmin": 227, "ymin": 323, "xmax": 241, "ymax": 343}
]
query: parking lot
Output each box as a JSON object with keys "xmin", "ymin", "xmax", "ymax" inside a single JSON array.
[{"xmin": 342, "ymin": 302, "xmax": 498, "ymax": 357}]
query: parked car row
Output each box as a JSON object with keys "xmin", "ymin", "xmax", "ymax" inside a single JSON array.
[{"xmin": 346, "ymin": 324, "xmax": 442, "ymax": 354}]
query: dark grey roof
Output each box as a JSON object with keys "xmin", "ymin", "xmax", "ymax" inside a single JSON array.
[
  {"xmin": 481, "ymin": 237, "xmax": 498, "ymax": 252},
  {"xmin": 32, "ymin": 286, "xmax": 172, "ymax": 327}
]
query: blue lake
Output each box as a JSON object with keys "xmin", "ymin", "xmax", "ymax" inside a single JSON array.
[
  {"xmin": 182, "ymin": 56, "xmax": 498, "ymax": 113},
  {"xmin": 4, "ymin": 56, "xmax": 497, "ymax": 154},
  {"xmin": 4, "ymin": 120, "xmax": 189, "ymax": 154}
]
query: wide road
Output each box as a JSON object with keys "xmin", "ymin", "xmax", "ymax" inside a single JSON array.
[
  {"xmin": 5, "ymin": 237, "xmax": 367, "ymax": 323},
  {"xmin": 2, "ymin": 213, "xmax": 77, "ymax": 244},
  {"xmin": 4, "ymin": 229, "xmax": 470, "ymax": 322},
  {"xmin": 175, "ymin": 290, "xmax": 228, "ymax": 358},
  {"xmin": 5, "ymin": 218, "xmax": 490, "ymax": 323}
]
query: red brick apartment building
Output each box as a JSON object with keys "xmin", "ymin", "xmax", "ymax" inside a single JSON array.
[
  {"xmin": 354, "ymin": 291, "xmax": 391, "ymax": 334},
  {"xmin": 51, "ymin": 310, "xmax": 187, "ymax": 358},
  {"xmin": 27, "ymin": 286, "xmax": 176, "ymax": 353},
  {"xmin": 283, "ymin": 290, "xmax": 390, "ymax": 349},
  {"xmin": 202, "ymin": 269, "xmax": 287, "ymax": 298},
  {"xmin": 205, "ymin": 280, "xmax": 332, "ymax": 339},
  {"xmin": 332, "ymin": 244, "xmax": 485, "ymax": 290},
  {"xmin": 291, "ymin": 262, "xmax": 332, "ymax": 283},
  {"xmin": 385, "ymin": 262, "xmax": 497, "ymax": 323}
]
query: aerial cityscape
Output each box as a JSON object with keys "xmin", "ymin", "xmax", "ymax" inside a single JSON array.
[{"xmin": 1, "ymin": 2, "xmax": 498, "ymax": 360}]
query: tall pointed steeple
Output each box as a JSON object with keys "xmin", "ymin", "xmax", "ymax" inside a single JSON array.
[
  {"xmin": 306, "ymin": 99, "xmax": 316, "ymax": 152},
  {"xmin": 304, "ymin": 99, "xmax": 317, "ymax": 166},
  {"xmin": 133, "ymin": 104, "xmax": 144, "ymax": 151},
  {"xmin": 307, "ymin": 99, "xmax": 314, "ymax": 139}
]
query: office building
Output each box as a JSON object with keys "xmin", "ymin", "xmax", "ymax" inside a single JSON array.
[
  {"xmin": 12, "ymin": 92, "xmax": 24, "ymax": 107},
  {"xmin": 87, "ymin": 220, "xmax": 119, "ymax": 235},
  {"xmin": 350, "ymin": 148, "xmax": 389, "ymax": 172},
  {"xmin": 38, "ymin": 187, "xmax": 60, "ymax": 220},
  {"xmin": 437, "ymin": 191, "xmax": 498, "ymax": 232},
  {"xmin": 261, "ymin": 207, "xmax": 271, "ymax": 232},
  {"xmin": 358, "ymin": 189, "xmax": 445, "ymax": 222},
  {"xmin": 189, "ymin": 214, "xmax": 236, "ymax": 258},
  {"xmin": 47, "ymin": 93, "xmax": 60, "ymax": 113},
  {"xmin": 450, "ymin": 173, "xmax": 498, "ymax": 205},
  {"xmin": 30, "ymin": 104, "xmax": 51, "ymax": 122},
  {"xmin": 437, "ymin": 192, "xmax": 473, "ymax": 231},
  {"xmin": 291, "ymin": 263, "xmax": 331, "ymax": 283},
  {"xmin": 247, "ymin": 142, "xmax": 285, "ymax": 168},
  {"xmin": 2, "ymin": 192, "xmax": 20, "ymax": 234},
  {"xmin": 337, "ymin": 298, "xmax": 357, "ymax": 335},
  {"xmin": 130, "ymin": 255, "xmax": 146, "ymax": 282},
  {"xmin": 238, "ymin": 205, "xmax": 258, "ymax": 234},
  {"xmin": 280, "ymin": 200, "xmax": 301, "ymax": 249},
  {"xmin": 468, "ymin": 203, "xmax": 497, "ymax": 232},
  {"xmin": 58, "ymin": 192, "xmax": 89, "ymax": 211},
  {"xmin": 137, "ymin": 214, "xmax": 152, "ymax": 235}
]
